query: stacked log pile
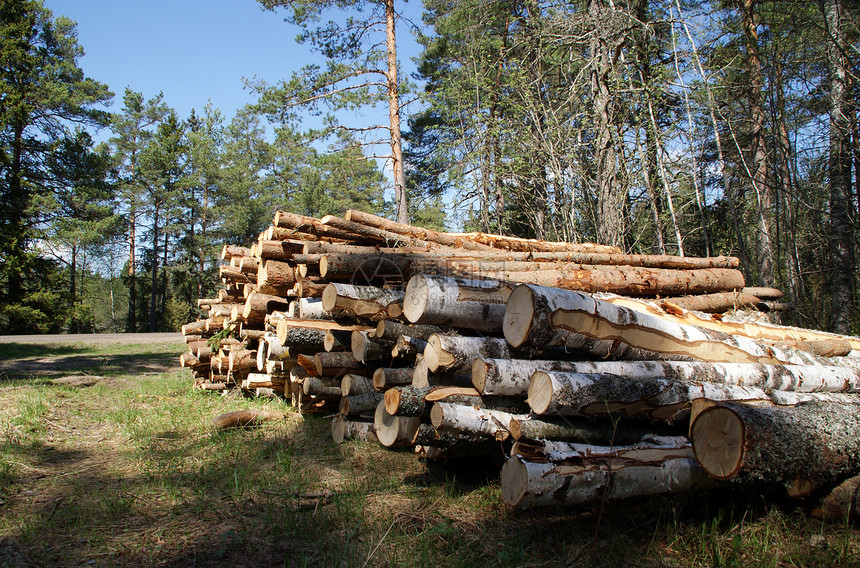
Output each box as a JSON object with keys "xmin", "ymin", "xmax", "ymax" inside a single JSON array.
[{"xmin": 179, "ymin": 209, "xmax": 860, "ymax": 514}]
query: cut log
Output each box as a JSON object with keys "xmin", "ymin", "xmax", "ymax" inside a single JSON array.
[
  {"xmin": 320, "ymin": 214, "xmax": 431, "ymax": 247},
  {"xmin": 374, "ymin": 320, "xmax": 437, "ymax": 344},
  {"xmin": 403, "ymin": 274, "xmax": 513, "ymax": 332},
  {"xmin": 321, "ymin": 283, "xmax": 405, "ymax": 321},
  {"xmin": 391, "ymin": 335, "xmax": 427, "ymax": 360},
  {"xmin": 660, "ymin": 291, "xmax": 761, "ymax": 313},
  {"xmin": 372, "ymin": 367, "xmax": 413, "ymax": 389},
  {"xmin": 476, "ymin": 359, "xmax": 860, "ymax": 397},
  {"xmin": 331, "ymin": 415, "xmax": 377, "ymax": 444},
  {"xmin": 340, "ymin": 392, "xmax": 384, "ymax": 416},
  {"xmin": 429, "ymin": 402, "xmax": 528, "ymax": 440},
  {"xmin": 296, "ymin": 298, "xmax": 332, "ymax": 320},
  {"xmin": 345, "ymin": 209, "xmax": 493, "ymax": 251},
  {"xmin": 181, "ymin": 320, "xmax": 208, "ymax": 336},
  {"xmin": 219, "ymin": 265, "xmax": 252, "ymax": 284},
  {"xmin": 503, "ymin": 284, "xmax": 839, "ymax": 366},
  {"xmin": 319, "ymin": 253, "xmax": 417, "ymax": 280},
  {"xmin": 501, "ymin": 440, "xmax": 711, "ymax": 508},
  {"xmin": 528, "ymin": 371, "xmax": 774, "ymax": 421},
  {"xmin": 273, "ymin": 211, "xmax": 364, "ymax": 241},
  {"xmin": 341, "ymin": 373, "xmax": 375, "ymax": 396},
  {"xmin": 351, "ymin": 331, "xmax": 387, "ymax": 363},
  {"xmin": 690, "ymin": 400, "xmax": 860, "ymax": 494},
  {"xmin": 228, "ymin": 349, "xmax": 255, "ymax": 374},
  {"xmin": 256, "ymin": 239, "xmax": 305, "ymax": 259},
  {"xmin": 313, "ymin": 351, "xmax": 363, "ymax": 377},
  {"xmin": 373, "ymin": 400, "xmax": 421, "ymax": 448},
  {"xmin": 276, "ymin": 318, "xmax": 371, "ymax": 349},
  {"xmin": 425, "ymin": 335, "xmax": 511, "ymax": 374},
  {"xmin": 221, "ymin": 245, "xmax": 252, "ymax": 261},
  {"xmin": 213, "ymin": 409, "xmax": 283, "ymax": 429},
  {"xmin": 508, "ymin": 416, "xmax": 679, "ymax": 445},
  {"xmin": 303, "ymin": 376, "xmax": 343, "ymax": 397},
  {"xmin": 242, "ymin": 292, "xmax": 291, "ymax": 323},
  {"xmin": 257, "ymin": 259, "xmax": 296, "ymax": 288},
  {"xmin": 324, "ymin": 329, "xmax": 352, "ymax": 352},
  {"xmin": 743, "ymin": 286, "xmax": 784, "ymax": 300}
]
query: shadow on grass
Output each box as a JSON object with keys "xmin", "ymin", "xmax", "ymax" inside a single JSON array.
[
  {"xmin": 0, "ymin": 350, "xmax": 179, "ymax": 381},
  {"xmin": 0, "ymin": 343, "xmax": 92, "ymax": 362}
]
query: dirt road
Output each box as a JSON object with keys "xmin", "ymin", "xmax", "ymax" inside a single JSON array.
[{"xmin": 0, "ymin": 332, "xmax": 182, "ymax": 345}]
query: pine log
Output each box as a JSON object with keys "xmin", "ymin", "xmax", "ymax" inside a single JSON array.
[
  {"xmin": 372, "ymin": 367, "xmax": 413, "ymax": 389},
  {"xmin": 182, "ymin": 320, "xmax": 208, "ymax": 336},
  {"xmin": 424, "ymin": 335, "xmax": 510, "ymax": 374},
  {"xmin": 212, "ymin": 409, "xmax": 284, "ymax": 429},
  {"xmin": 228, "ymin": 349, "xmax": 255, "ymax": 374},
  {"xmin": 660, "ymin": 292, "xmax": 762, "ymax": 313},
  {"xmin": 446, "ymin": 231, "xmax": 622, "ymax": 254},
  {"xmin": 219, "ymin": 265, "xmax": 253, "ymax": 284},
  {"xmin": 743, "ymin": 286, "xmax": 784, "ymax": 300},
  {"xmin": 475, "ymin": 358, "xmax": 860, "ymax": 397},
  {"xmin": 528, "ymin": 371, "xmax": 774, "ymax": 421},
  {"xmin": 302, "ymin": 242, "xmax": 391, "ymax": 255},
  {"xmin": 324, "ymin": 329, "xmax": 352, "ymax": 352},
  {"xmin": 221, "ymin": 245, "xmax": 252, "ymax": 261},
  {"xmin": 242, "ymin": 292, "xmax": 291, "ymax": 323},
  {"xmin": 257, "ymin": 259, "xmax": 296, "ymax": 288},
  {"xmin": 341, "ymin": 374, "xmax": 375, "ymax": 396},
  {"xmin": 375, "ymin": 320, "xmax": 445, "ymax": 343},
  {"xmin": 319, "ymin": 253, "xmax": 417, "ymax": 280},
  {"xmin": 403, "ymin": 275, "xmax": 512, "ymax": 332},
  {"xmin": 501, "ymin": 439, "xmax": 711, "ymax": 508},
  {"xmin": 255, "ymin": 239, "xmax": 306, "ymax": 259},
  {"xmin": 331, "ymin": 415, "xmax": 377, "ymax": 444},
  {"xmin": 273, "ymin": 211, "xmax": 365, "ymax": 241},
  {"xmin": 295, "ymin": 280, "xmax": 328, "ymax": 298},
  {"xmin": 340, "ymin": 392, "xmax": 384, "ymax": 416},
  {"xmin": 321, "ymin": 283, "xmax": 405, "ymax": 321},
  {"xmin": 690, "ymin": 400, "xmax": 860, "ymax": 494},
  {"xmin": 351, "ymin": 331, "xmax": 387, "ymax": 363},
  {"xmin": 373, "ymin": 400, "xmax": 421, "ymax": 448},
  {"xmin": 345, "ymin": 209, "xmax": 493, "ymax": 251},
  {"xmin": 320, "ymin": 214, "xmax": 431, "ymax": 247},
  {"xmin": 237, "ymin": 256, "xmax": 260, "ymax": 275},
  {"xmin": 429, "ymin": 402, "xmax": 528, "ymax": 440},
  {"xmin": 503, "ymin": 285, "xmax": 839, "ymax": 366},
  {"xmin": 313, "ymin": 351, "xmax": 363, "ymax": 377}
]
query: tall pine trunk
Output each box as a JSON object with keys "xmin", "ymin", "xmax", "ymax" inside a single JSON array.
[
  {"xmin": 150, "ymin": 203, "xmax": 160, "ymax": 332},
  {"xmin": 384, "ymin": 0, "xmax": 408, "ymax": 224}
]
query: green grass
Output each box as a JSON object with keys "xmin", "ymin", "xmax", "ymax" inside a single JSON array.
[{"xmin": 1, "ymin": 341, "xmax": 859, "ymax": 567}]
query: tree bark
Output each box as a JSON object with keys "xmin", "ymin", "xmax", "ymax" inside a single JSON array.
[
  {"xmin": 424, "ymin": 335, "xmax": 510, "ymax": 374},
  {"xmin": 403, "ymin": 274, "xmax": 513, "ymax": 332}
]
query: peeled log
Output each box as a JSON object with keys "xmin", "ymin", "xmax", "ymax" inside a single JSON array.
[
  {"xmin": 475, "ymin": 358, "xmax": 860, "ymax": 397},
  {"xmin": 501, "ymin": 440, "xmax": 711, "ymax": 508},
  {"xmin": 321, "ymin": 283, "xmax": 405, "ymax": 321},
  {"xmin": 425, "ymin": 335, "xmax": 510, "ymax": 374},
  {"xmin": 503, "ymin": 284, "xmax": 835, "ymax": 366},
  {"xmin": 528, "ymin": 371, "xmax": 772, "ymax": 421},
  {"xmin": 373, "ymin": 400, "xmax": 421, "ymax": 448},
  {"xmin": 403, "ymin": 275, "xmax": 513, "ymax": 332},
  {"xmin": 690, "ymin": 400, "xmax": 860, "ymax": 494}
]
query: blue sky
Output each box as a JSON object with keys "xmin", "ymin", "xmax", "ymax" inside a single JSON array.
[{"xmin": 43, "ymin": 0, "xmax": 424, "ymax": 124}]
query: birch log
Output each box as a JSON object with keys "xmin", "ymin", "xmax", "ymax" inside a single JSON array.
[
  {"xmin": 475, "ymin": 359, "xmax": 860, "ymax": 397},
  {"xmin": 340, "ymin": 392, "xmax": 384, "ymax": 416},
  {"xmin": 375, "ymin": 320, "xmax": 445, "ymax": 344},
  {"xmin": 424, "ymin": 335, "xmax": 511, "ymax": 374},
  {"xmin": 528, "ymin": 371, "xmax": 772, "ymax": 421},
  {"xmin": 503, "ymin": 285, "xmax": 841, "ymax": 366},
  {"xmin": 341, "ymin": 373, "xmax": 375, "ymax": 396},
  {"xmin": 373, "ymin": 367, "xmax": 413, "ymax": 389},
  {"xmin": 508, "ymin": 416, "xmax": 678, "ymax": 445},
  {"xmin": 351, "ymin": 331, "xmax": 387, "ymax": 363},
  {"xmin": 429, "ymin": 402, "xmax": 528, "ymax": 440},
  {"xmin": 374, "ymin": 400, "xmax": 421, "ymax": 448},
  {"xmin": 690, "ymin": 400, "xmax": 860, "ymax": 495},
  {"xmin": 314, "ymin": 352, "xmax": 363, "ymax": 376},
  {"xmin": 403, "ymin": 275, "xmax": 513, "ymax": 332},
  {"xmin": 331, "ymin": 415, "xmax": 377, "ymax": 444},
  {"xmin": 501, "ymin": 440, "xmax": 711, "ymax": 508}
]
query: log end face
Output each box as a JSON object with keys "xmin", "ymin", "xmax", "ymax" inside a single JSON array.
[
  {"xmin": 425, "ymin": 334, "xmax": 442, "ymax": 372},
  {"xmin": 384, "ymin": 387, "xmax": 402, "ymax": 415},
  {"xmin": 691, "ymin": 405, "xmax": 745, "ymax": 480},
  {"xmin": 372, "ymin": 367, "xmax": 386, "ymax": 389},
  {"xmin": 500, "ymin": 455, "xmax": 529, "ymax": 507},
  {"xmin": 331, "ymin": 414, "xmax": 346, "ymax": 444},
  {"xmin": 429, "ymin": 402, "xmax": 444, "ymax": 429},
  {"xmin": 321, "ymin": 283, "xmax": 338, "ymax": 312},
  {"xmin": 471, "ymin": 359, "xmax": 488, "ymax": 394},
  {"xmin": 503, "ymin": 285, "xmax": 535, "ymax": 349},
  {"xmin": 527, "ymin": 372, "xmax": 554, "ymax": 415},
  {"xmin": 403, "ymin": 275, "xmax": 429, "ymax": 323}
]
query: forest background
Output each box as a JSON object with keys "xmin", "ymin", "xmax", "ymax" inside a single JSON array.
[{"xmin": 0, "ymin": 0, "xmax": 857, "ymax": 336}]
